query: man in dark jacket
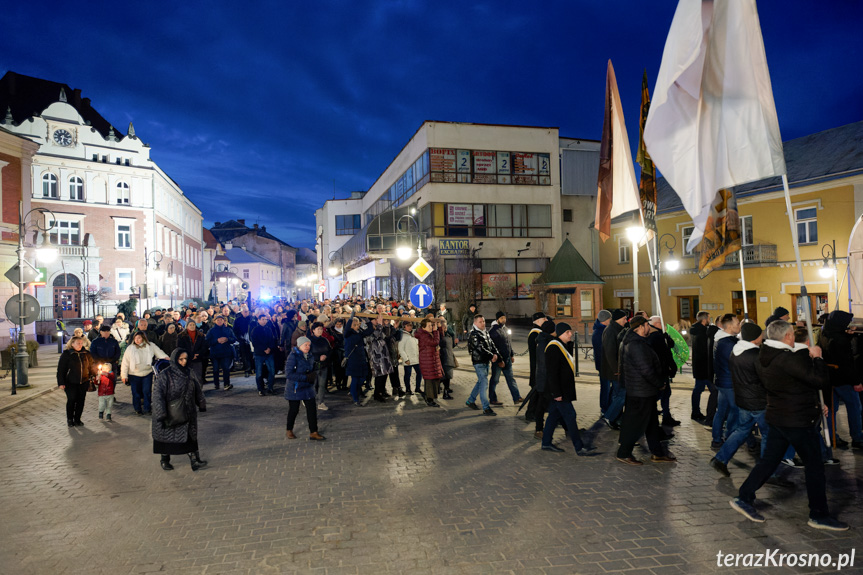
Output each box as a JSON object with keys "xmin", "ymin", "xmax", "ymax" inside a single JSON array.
[
  {"xmin": 712, "ymin": 313, "xmax": 741, "ymax": 449},
  {"xmin": 711, "ymin": 323, "xmax": 766, "ymax": 476},
  {"xmin": 489, "ymin": 312, "xmax": 522, "ymax": 406},
  {"xmin": 541, "ymin": 323, "xmax": 597, "ymax": 456},
  {"xmin": 647, "ymin": 315, "xmax": 679, "ymax": 427},
  {"xmin": 819, "ymin": 310, "xmax": 863, "ymax": 449},
  {"xmin": 615, "ymin": 316, "xmax": 676, "ymax": 465},
  {"xmin": 600, "ymin": 309, "xmax": 628, "ymax": 429},
  {"xmin": 466, "ymin": 315, "xmax": 500, "ymax": 416},
  {"xmin": 764, "ymin": 306, "xmax": 790, "ymax": 327},
  {"xmin": 525, "ymin": 312, "xmax": 549, "ymax": 422},
  {"xmin": 233, "ymin": 306, "xmax": 254, "ymax": 377},
  {"xmin": 90, "ymin": 324, "xmax": 121, "ymax": 373},
  {"xmin": 250, "ymin": 314, "xmax": 278, "ymax": 395},
  {"xmin": 690, "ymin": 311, "xmax": 716, "ymax": 422},
  {"xmin": 206, "ymin": 315, "xmax": 237, "ymax": 390},
  {"xmin": 731, "ymin": 320, "xmax": 848, "ymax": 531},
  {"xmin": 592, "ymin": 310, "xmax": 612, "ymax": 414},
  {"xmin": 532, "ymin": 320, "xmax": 557, "ymax": 438}
]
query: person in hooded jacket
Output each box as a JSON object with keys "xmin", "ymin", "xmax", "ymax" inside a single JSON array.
[
  {"xmin": 344, "ymin": 310, "xmax": 374, "ymax": 406},
  {"xmin": 712, "ymin": 313, "xmax": 741, "ymax": 449},
  {"xmin": 646, "ymin": 316, "xmax": 680, "ymax": 427},
  {"xmin": 57, "ymin": 335, "xmax": 98, "ymax": 427},
  {"xmin": 531, "ymin": 319, "xmax": 557, "ymax": 439},
  {"xmin": 592, "ymin": 310, "xmax": 612, "ymax": 414},
  {"xmin": 689, "ymin": 311, "xmax": 717, "ymax": 422},
  {"xmin": 308, "ymin": 321, "xmax": 333, "ymax": 410},
  {"xmin": 416, "ymin": 317, "xmax": 445, "ymax": 407},
  {"xmin": 159, "ymin": 323, "xmax": 180, "ymax": 357},
  {"xmin": 152, "ymin": 349, "xmax": 207, "ymax": 471},
  {"xmin": 731, "ymin": 320, "xmax": 848, "ymax": 531},
  {"xmin": 284, "ymin": 337, "xmax": 325, "ymax": 441},
  {"xmin": 205, "ymin": 314, "xmax": 237, "ymax": 390},
  {"xmin": 439, "ymin": 318, "xmax": 457, "ymax": 400},
  {"xmin": 818, "ymin": 310, "xmax": 863, "ymax": 449},
  {"xmin": 600, "ymin": 310, "xmax": 628, "ymax": 429}
]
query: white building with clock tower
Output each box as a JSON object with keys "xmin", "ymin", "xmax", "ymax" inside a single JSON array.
[{"xmin": 0, "ymin": 71, "xmax": 204, "ymax": 319}]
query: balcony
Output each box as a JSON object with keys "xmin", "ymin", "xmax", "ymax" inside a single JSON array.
[{"xmin": 725, "ymin": 244, "xmax": 777, "ymax": 266}]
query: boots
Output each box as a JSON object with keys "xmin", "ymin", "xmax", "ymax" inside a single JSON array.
[
  {"xmin": 99, "ymin": 412, "xmax": 104, "ymax": 419},
  {"xmin": 188, "ymin": 452, "xmax": 206, "ymax": 471},
  {"xmin": 309, "ymin": 432, "xmax": 326, "ymax": 441},
  {"xmin": 106, "ymin": 414, "xmax": 112, "ymax": 422},
  {"xmin": 160, "ymin": 455, "xmax": 174, "ymax": 471}
]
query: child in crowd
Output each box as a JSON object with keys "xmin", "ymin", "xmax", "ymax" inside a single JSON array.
[{"xmin": 97, "ymin": 363, "xmax": 117, "ymax": 421}]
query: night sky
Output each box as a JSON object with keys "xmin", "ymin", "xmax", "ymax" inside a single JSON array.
[{"xmin": 2, "ymin": 1, "xmax": 861, "ymax": 248}]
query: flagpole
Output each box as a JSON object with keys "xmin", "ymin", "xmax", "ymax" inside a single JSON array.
[
  {"xmin": 738, "ymin": 254, "xmax": 750, "ymax": 321},
  {"xmin": 644, "ymin": 233, "xmax": 665, "ymax": 330},
  {"xmin": 781, "ymin": 173, "xmax": 829, "ymax": 446},
  {"xmin": 632, "ymin": 238, "xmax": 639, "ymax": 314}
]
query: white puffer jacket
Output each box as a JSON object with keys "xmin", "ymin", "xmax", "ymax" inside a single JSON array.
[
  {"xmin": 397, "ymin": 330, "xmax": 420, "ymax": 365},
  {"xmin": 121, "ymin": 342, "xmax": 168, "ymax": 380},
  {"xmin": 111, "ymin": 322, "xmax": 130, "ymax": 343}
]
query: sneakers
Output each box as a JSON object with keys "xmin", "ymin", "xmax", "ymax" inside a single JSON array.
[
  {"xmin": 710, "ymin": 441, "xmax": 723, "ymax": 450},
  {"xmin": 710, "ymin": 457, "xmax": 731, "ymax": 477},
  {"xmin": 807, "ymin": 517, "xmax": 850, "ymax": 531},
  {"xmin": 542, "ymin": 444, "xmax": 565, "ymax": 453},
  {"xmin": 616, "ymin": 456, "xmax": 643, "ymax": 466},
  {"xmin": 318, "ymin": 403, "xmax": 329, "ymax": 411},
  {"xmin": 601, "ymin": 417, "xmax": 620, "ymax": 431},
  {"xmin": 465, "ymin": 401, "xmax": 479, "ymax": 410},
  {"xmin": 730, "ymin": 498, "xmax": 765, "ymax": 523},
  {"xmin": 575, "ymin": 446, "xmax": 599, "ymax": 456},
  {"xmin": 781, "ymin": 458, "xmax": 805, "ymax": 469},
  {"xmin": 824, "ymin": 458, "xmax": 840, "ymax": 466},
  {"xmin": 650, "ymin": 454, "xmax": 677, "ymax": 463},
  {"xmin": 224, "ymin": 384, "xmax": 234, "ymax": 391},
  {"xmin": 482, "ymin": 408, "xmax": 497, "ymax": 416},
  {"xmin": 661, "ymin": 417, "xmax": 681, "ymax": 427}
]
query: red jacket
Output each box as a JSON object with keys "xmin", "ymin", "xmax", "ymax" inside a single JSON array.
[
  {"xmin": 97, "ymin": 372, "xmax": 117, "ymax": 396},
  {"xmin": 415, "ymin": 326, "xmax": 444, "ymax": 380}
]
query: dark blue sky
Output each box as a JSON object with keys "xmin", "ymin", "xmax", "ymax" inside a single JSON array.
[{"xmin": 3, "ymin": 1, "xmax": 861, "ymax": 248}]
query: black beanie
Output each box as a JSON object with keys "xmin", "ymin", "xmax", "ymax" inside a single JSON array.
[
  {"xmin": 555, "ymin": 322, "xmax": 572, "ymax": 337},
  {"xmin": 612, "ymin": 309, "xmax": 627, "ymax": 321},
  {"xmin": 740, "ymin": 323, "xmax": 762, "ymax": 342},
  {"xmin": 531, "ymin": 312, "xmax": 545, "ymax": 321},
  {"xmin": 773, "ymin": 306, "xmax": 790, "ymax": 318},
  {"xmin": 541, "ymin": 320, "xmax": 556, "ymax": 334},
  {"xmin": 496, "ymin": 311, "xmax": 506, "ymax": 320}
]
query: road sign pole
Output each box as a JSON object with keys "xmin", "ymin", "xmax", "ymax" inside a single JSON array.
[{"xmin": 14, "ymin": 204, "xmax": 30, "ymax": 389}]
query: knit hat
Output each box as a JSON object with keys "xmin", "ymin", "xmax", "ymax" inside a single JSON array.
[
  {"xmin": 296, "ymin": 336, "xmax": 311, "ymax": 347},
  {"xmin": 83, "ymin": 320, "xmax": 92, "ymax": 326},
  {"xmin": 555, "ymin": 322, "xmax": 572, "ymax": 337},
  {"xmin": 496, "ymin": 311, "xmax": 506, "ymax": 320},
  {"xmin": 541, "ymin": 320, "xmax": 556, "ymax": 334},
  {"xmin": 531, "ymin": 311, "xmax": 546, "ymax": 321},
  {"xmin": 597, "ymin": 310, "xmax": 612, "ymax": 322},
  {"xmin": 611, "ymin": 309, "xmax": 628, "ymax": 321},
  {"xmin": 99, "ymin": 324, "xmax": 112, "ymax": 332},
  {"xmin": 629, "ymin": 316, "xmax": 649, "ymax": 330},
  {"xmin": 740, "ymin": 323, "xmax": 762, "ymax": 342},
  {"xmin": 773, "ymin": 306, "xmax": 790, "ymax": 318}
]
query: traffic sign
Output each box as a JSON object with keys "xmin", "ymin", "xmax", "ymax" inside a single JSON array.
[
  {"xmin": 4, "ymin": 261, "xmax": 40, "ymax": 286},
  {"xmin": 316, "ymin": 283, "xmax": 326, "ymax": 294},
  {"xmin": 4, "ymin": 294, "xmax": 40, "ymax": 325},
  {"xmin": 409, "ymin": 283, "xmax": 434, "ymax": 309},
  {"xmin": 408, "ymin": 257, "xmax": 434, "ymax": 282},
  {"xmin": 338, "ymin": 280, "xmax": 349, "ymax": 294}
]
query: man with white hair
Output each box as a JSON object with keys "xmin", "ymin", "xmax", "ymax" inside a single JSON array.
[{"xmin": 646, "ymin": 315, "xmax": 679, "ymax": 427}]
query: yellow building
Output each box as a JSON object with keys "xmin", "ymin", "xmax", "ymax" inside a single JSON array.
[{"xmin": 598, "ymin": 121, "xmax": 863, "ymax": 326}]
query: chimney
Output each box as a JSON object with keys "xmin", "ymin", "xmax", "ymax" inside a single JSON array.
[
  {"xmin": 72, "ymin": 88, "xmax": 82, "ymax": 102},
  {"xmin": 82, "ymin": 97, "xmax": 91, "ymax": 108},
  {"xmin": 225, "ymin": 242, "xmax": 233, "ymax": 250},
  {"xmin": 261, "ymin": 226, "xmax": 266, "ymax": 232},
  {"xmin": 237, "ymin": 219, "xmax": 245, "ymax": 226},
  {"xmin": 253, "ymin": 223, "xmax": 259, "ymax": 230}
]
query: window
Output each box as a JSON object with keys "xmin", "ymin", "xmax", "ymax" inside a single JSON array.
[
  {"xmin": 741, "ymin": 215, "xmax": 753, "ymax": 246},
  {"xmin": 335, "ymin": 214, "xmax": 361, "ymax": 235},
  {"xmin": 50, "ymin": 220, "xmax": 80, "ymax": 245},
  {"xmin": 115, "ymin": 157, "xmax": 122, "ymax": 165},
  {"xmin": 124, "ymin": 159, "xmax": 130, "ymax": 166},
  {"xmin": 92, "ymin": 154, "xmax": 98, "ymax": 162},
  {"xmin": 117, "ymin": 269, "xmax": 133, "ymax": 294},
  {"xmin": 69, "ymin": 177, "xmax": 84, "ymax": 201},
  {"xmin": 117, "ymin": 224, "xmax": 131, "ymax": 248},
  {"xmin": 580, "ymin": 290, "xmax": 594, "ymax": 318},
  {"xmin": 682, "ymin": 226, "xmax": 696, "ymax": 256},
  {"xmin": 42, "ymin": 173, "xmax": 58, "ymax": 198},
  {"xmin": 618, "ymin": 238, "xmax": 631, "ymax": 263},
  {"xmin": 563, "ymin": 209, "xmax": 573, "ymax": 222},
  {"xmin": 436, "ymin": 203, "xmax": 552, "ymax": 238},
  {"xmin": 101, "ymin": 155, "xmax": 107, "ymax": 163},
  {"xmin": 796, "ymin": 207, "xmax": 817, "ymax": 244},
  {"xmin": 243, "ymin": 269, "xmax": 249, "ymax": 279},
  {"xmin": 116, "ymin": 182, "xmax": 130, "ymax": 204}
]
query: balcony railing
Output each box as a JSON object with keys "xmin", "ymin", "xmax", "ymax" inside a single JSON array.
[{"xmin": 725, "ymin": 243, "xmax": 777, "ymax": 265}]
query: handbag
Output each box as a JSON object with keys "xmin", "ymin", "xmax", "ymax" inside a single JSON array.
[
  {"xmin": 164, "ymin": 375, "xmax": 189, "ymax": 428},
  {"xmin": 341, "ymin": 345, "xmax": 357, "ymax": 368},
  {"xmin": 454, "ymin": 357, "xmax": 460, "ymax": 368},
  {"xmin": 87, "ymin": 377, "xmax": 98, "ymax": 393}
]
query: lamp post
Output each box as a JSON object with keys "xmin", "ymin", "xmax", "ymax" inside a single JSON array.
[
  {"xmin": 144, "ymin": 248, "xmax": 163, "ymax": 311},
  {"xmin": 396, "ymin": 213, "xmax": 421, "ymax": 261},
  {"xmin": 15, "ymin": 205, "xmax": 57, "ymax": 390},
  {"xmin": 165, "ymin": 261, "xmax": 175, "ymax": 309},
  {"xmin": 626, "ymin": 226, "xmax": 646, "ymax": 314},
  {"xmin": 654, "ymin": 233, "xmax": 680, "ymax": 309},
  {"xmin": 820, "ymin": 239, "xmax": 838, "ymax": 311}
]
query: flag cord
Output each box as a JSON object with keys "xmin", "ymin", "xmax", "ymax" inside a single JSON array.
[{"xmin": 782, "ymin": 174, "xmax": 829, "ymax": 447}]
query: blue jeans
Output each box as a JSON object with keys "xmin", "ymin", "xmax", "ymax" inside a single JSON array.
[
  {"xmin": 349, "ymin": 374, "xmax": 366, "ymax": 403},
  {"xmin": 129, "ymin": 373, "xmax": 153, "ymax": 413},
  {"xmin": 716, "ymin": 408, "xmax": 768, "ymax": 463},
  {"xmin": 542, "ymin": 400, "xmax": 584, "ymax": 451},
  {"xmin": 403, "ymin": 364, "xmax": 422, "ymax": 392},
  {"xmin": 211, "ymin": 356, "xmax": 232, "ymax": 388},
  {"xmin": 827, "ymin": 385, "xmax": 863, "ymax": 442},
  {"xmin": 255, "ymin": 354, "xmax": 275, "ymax": 392},
  {"xmin": 490, "ymin": 357, "xmax": 520, "ymax": 402},
  {"xmin": 692, "ymin": 378, "xmax": 714, "ymax": 414},
  {"xmin": 712, "ymin": 387, "xmax": 739, "ymax": 443},
  {"xmin": 599, "ymin": 376, "xmax": 611, "ymax": 414},
  {"xmin": 603, "ymin": 379, "xmax": 625, "ymax": 422},
  {"xmin": 468, "ymin": 363, "xmax": 491, "ymax": 410}
]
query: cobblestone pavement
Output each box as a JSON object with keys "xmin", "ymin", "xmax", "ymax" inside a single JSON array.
[{"xmin": 1, "ymin": 360, "xmax": 861, "ymax": 574}]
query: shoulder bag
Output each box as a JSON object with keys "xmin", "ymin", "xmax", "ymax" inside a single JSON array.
[{"xmin": 164, "ymin": 372, "xmax": 190, "ymax": 428}]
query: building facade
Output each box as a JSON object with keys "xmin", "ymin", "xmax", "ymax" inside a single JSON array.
[{"xmin": 0, "ymin": 71, "xmax": 203, "ymax": 317}]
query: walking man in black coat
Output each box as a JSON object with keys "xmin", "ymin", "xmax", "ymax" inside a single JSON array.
[
  {"xmin": 600, "ymin": 310, "xmax": 628, "ymax": 429},
  {"xmin": 541, "ymin": 323, "xmax": 597, "ymax": 456},
  {"xmin": 616, "ymin": 316, "xmax": 676, "ymax": 466},
  {"xmin": 690, "ymin": 311, "xmax": 717, "ymax": 422},
  {"xmin": 731, "ymin": 320, "xmax": 848, "ymax": 531},
  {"xmin": 525, "ymin": 312, "xmax": 548, "ymax": 422}
]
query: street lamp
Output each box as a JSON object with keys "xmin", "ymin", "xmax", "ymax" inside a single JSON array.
[
  {"xmin": 821, "ymin": 240, "xmax": 839, "ymax": 311},
  {"xmin": 626, "ymin": 225, "xmax": 645, "ymax": 313},
  {"xmin": 14, "ymin": 206, "xmax": 57, "ymax": 390},
  {"xmin": 396, "ymin": 213, "xmax": 422, "ymax": 260},
  {"xmin": 328, "ymin": 249, "xmax": 344, "ymax": 278},
  {"xmin": 657, "ymin": 233, "xmax": 680, "ymax": 272},
  {"xmin": 144, "ymin": 248, "xmax": 163, "ymax": 309}
]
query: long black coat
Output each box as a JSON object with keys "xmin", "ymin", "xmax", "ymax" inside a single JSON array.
[
  {"xmin": 600, "ymin": 321, "xmax": 624, "ymax": 381},
  {"xmin": 151, "ymin": 349, "xmax": 206, "ymax": 445},
  {"xmin": 534, "ymin": 331, "xmax": 555, "ymax": 394},
  {"xmin": 689, "ymin": 321, "xmax": 716, "ymax": 380},
  {"xmin": 545, "ymin": 338, "xmax": 577, "ymax": 402},
  {"xmin": 646, "ymin": 326, "xmax": 677, "ymax": 380},
  {"xmin": 177, "ymin": 330, "xmax": 208, "ymax": 364},
  {"xmin": 758, "ymin": 342, "xmax": 829, "ymax": 427},
  {"xmin": 618, "ymin": 329, "xmax": 665, "ymax": 398},
  {"xmin": 819, "ymin": 310, "xmax": 858, "ymax": 388},
  {"xmin": 57, "ymin": 348, "xmax": 98, "ymax": 386}
]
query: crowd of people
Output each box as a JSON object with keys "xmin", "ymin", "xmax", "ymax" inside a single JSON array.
[{"xmin": 55, "ymin": 297, "xmax": 857, "ymax": 530}]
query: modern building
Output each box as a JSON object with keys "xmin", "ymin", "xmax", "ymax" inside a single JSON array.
[
  {"xmin": 315, "ymin": 121, "xmax": 600, "ymax": 318},
  {"xmin": 0, "ymin": 71, "xmax": 204, "ymax": 317},
  {"xmin": 295, "ymin": 247, "xmax": 319, "ymax": 301},
  {"xmin": 598, "ymin": 121, "xmax": 863, "ymax": 325}
]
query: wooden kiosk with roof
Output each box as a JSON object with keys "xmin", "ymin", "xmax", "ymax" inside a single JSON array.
[{"xmin": 533, "ymin": 239, "xmax": 604, "ymax": 340}]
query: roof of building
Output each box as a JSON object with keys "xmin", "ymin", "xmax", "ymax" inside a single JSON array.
[
  {"xmin": 202, "ymin": 228, "xmax": 219, "ymax": 250},
  {"xmin": 210, "ymin": 219, "xmax": 296, "ymax": 250},
  {"xmin": 656, "ymin": 120, "xmax": 863, "ymax": 216},
  {"xmin": 0, "ymin": 71, "xmax": 119, "ymax": 139},
  {"xmin": 295, "ymin": 247, "xmax": 317, "ymax": 265},
  {"xmin": 224, "ymin": 247, "xmax": 279, "ymax": 266},
  {"xmin": 540, "ymin": 238, "xmax": 604, "ymax": 285}
]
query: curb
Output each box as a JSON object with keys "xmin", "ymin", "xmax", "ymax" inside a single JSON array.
[{"xmin": 0, "ymin": 385, "xmax": 57, "ymax": 414}]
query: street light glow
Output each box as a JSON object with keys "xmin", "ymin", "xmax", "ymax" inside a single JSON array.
[
  {"xmin": 328, "ymin": 266, "xmax": 338, "ymax": 276},
  {"xmin": 626, "ymin": 226, "xmax": 646, "ymax": 243},
  {"xmin": 397, "ymin": 246, "xmax": 413, "ymax": 260},
  {"xmin": 665, "ymin": 258, "xmax": 681, "ymax": 272},
  {"xmin": 819, "ymin": 264, "xmax": 835, "ymax": 279}
]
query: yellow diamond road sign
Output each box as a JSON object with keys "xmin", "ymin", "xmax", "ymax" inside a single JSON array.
[{"xmin": 409, "ymin": 257, "xmax": 433, "ymax": 282}]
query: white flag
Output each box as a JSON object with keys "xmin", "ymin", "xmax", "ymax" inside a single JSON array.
[{"xmin": 643, "ymin": 0, "xmax": 786, "ymax": 251}]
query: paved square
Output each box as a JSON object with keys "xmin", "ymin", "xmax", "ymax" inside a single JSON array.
[{"xmin": 0, "ymin": 357, "xmax": 860, "ymax": 574}]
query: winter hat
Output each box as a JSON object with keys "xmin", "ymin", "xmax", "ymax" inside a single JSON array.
[
  {"xmin": 83, "ymin": 320, "xmax": 92, "ymax": 326},
  {"xmin": 296, "ymin": 336, "xmax": 311, "ymax": 347},
  {"xmin": 597, "ymin": 310, "xmax": 612, "ymax": 322},
  {"xmin": 99, "ymin": 324, "xmax": 112, "ymax": 332},
  {"xmin": 773, "ymin": 306, "xmax": 790, "ymax": 318},
  {"xmin": 611, "ymin": 309, "xmax": 628, "ymax": 321},
  {"xmin": 496, "ymin": 311, "xmax": 506, "ymax": 320},
  {"xmin": 531, "ymin": 312, "xmax": 546, "ymax": 321},
  {"xmin": 740, "ymin": 323, "xmax": 762, "ymax": 342},
  {"xmin": 541, "ymin": 320, "xmax": 556, "ymax": 334},
  {"xmin": 629, "ymin": 316, "xmax": 649, "ymax": 330},
  {"xmin": 555, "ymin": 322, "xmax": 572, "ymax": 337}
]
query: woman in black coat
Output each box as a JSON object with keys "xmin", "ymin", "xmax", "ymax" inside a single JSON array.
[
  {"xmin": 177, "ymin": 322, "xmax": 208, "ymax": 385},
  {"xmin": 152, "ymin": 349, "xmax": 207, "ymax": 471},
  {"xmin": 57, "ymin": 335, "xmax": 98, "ymax": 426}
]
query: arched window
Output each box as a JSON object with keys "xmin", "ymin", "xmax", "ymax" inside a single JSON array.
[
  {"xmin": 42, "ymin": 173, "xmax": 57, "ymax": 198},
  {"xmin": 116, "ymin": 182, "xmax": 130, "ymax": 205},
  {"xmin": 69, "ymin": 176, "xmax": 84, "ymax": 201}
]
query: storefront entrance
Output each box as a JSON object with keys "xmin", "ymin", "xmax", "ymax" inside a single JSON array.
[{"xmin": 53, "ymin": 274, "xmax": 80, "ymax": 319}]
